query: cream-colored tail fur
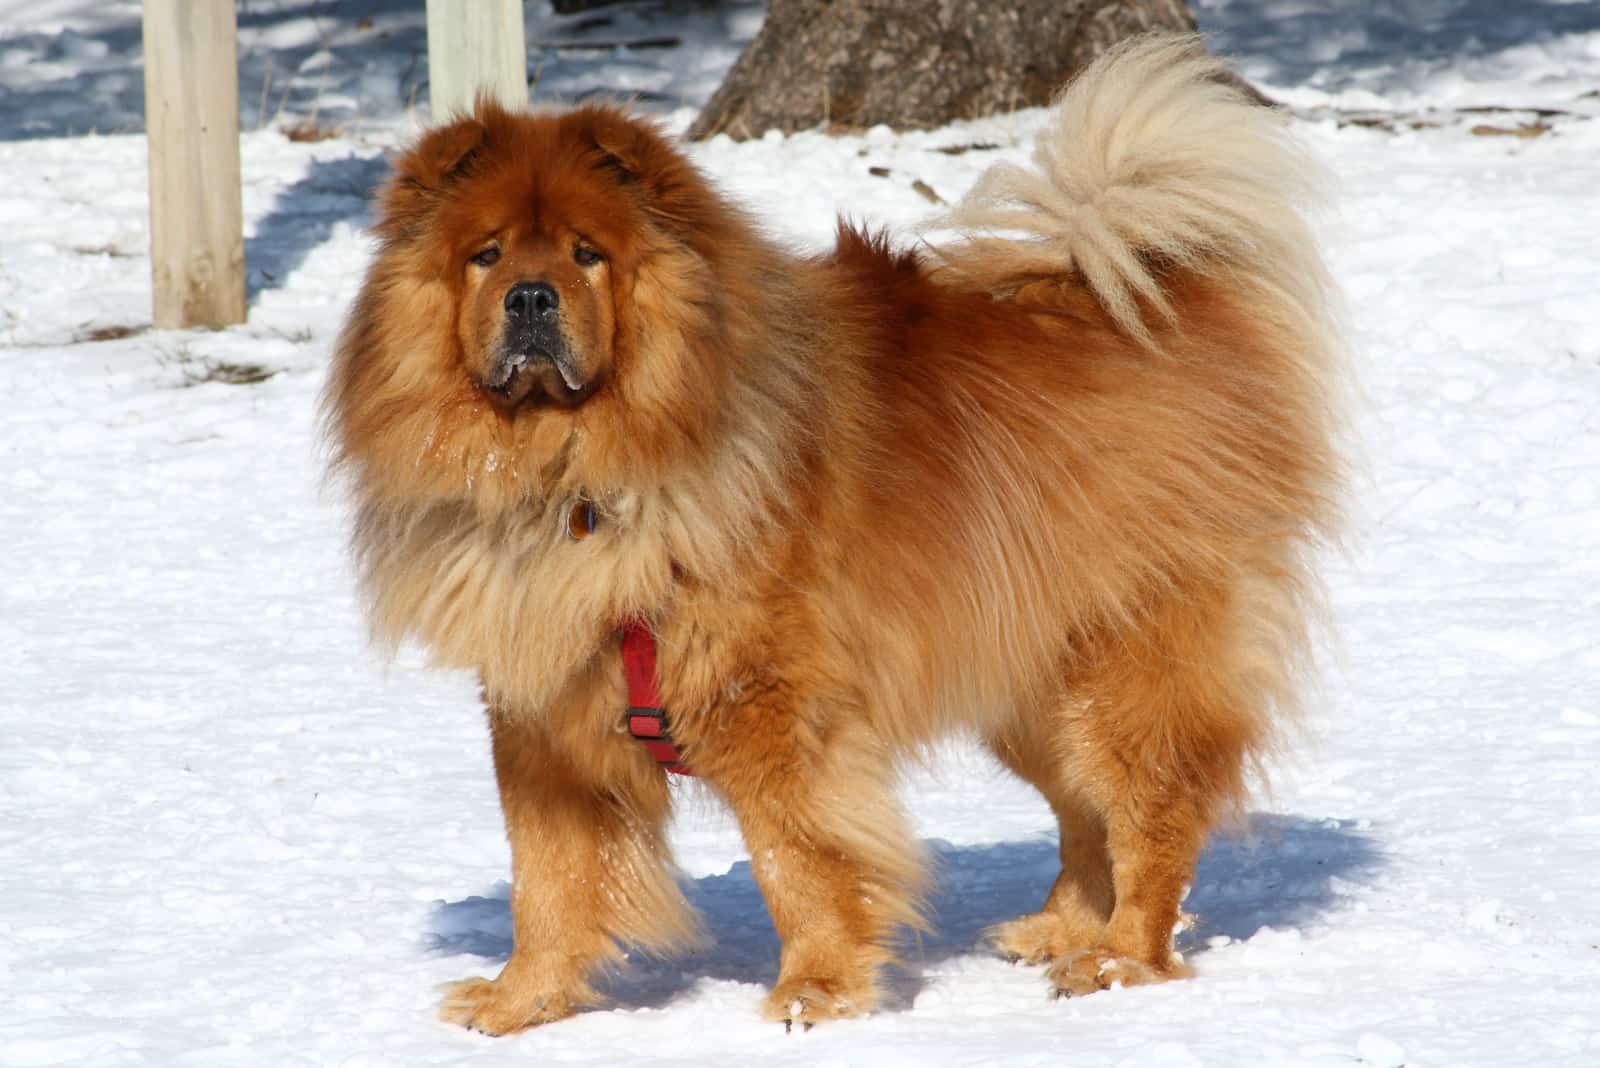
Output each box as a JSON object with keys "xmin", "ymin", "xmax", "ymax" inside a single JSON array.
[{"xmin": 942, "ymin": 35, "xmax": 1333, "ymax": 346}]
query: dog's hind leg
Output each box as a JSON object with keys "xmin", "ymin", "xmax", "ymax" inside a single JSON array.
[
  {"xmin": 984, "ymin": 710, "xmax": 1117, "ymax": 965},
  {"xmin": 1040, "ymin": 584, "xmax": 1268, "ymax": 997}
]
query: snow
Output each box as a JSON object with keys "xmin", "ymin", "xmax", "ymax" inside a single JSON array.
[
  {"xmin": 1198, "ymin": 0, "xmax": 1600, "ymax": 112},
  {"xmin": 3, "ymin": 2, "xmax": 1599, "ymax": 1065}
]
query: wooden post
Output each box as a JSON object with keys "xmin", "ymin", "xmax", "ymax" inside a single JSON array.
[
  {"xmin": 141, "ymin": 0, "xmax": 245, "ymax": 329},
  {"xmin": 426, "ymin": 0, "xmax": 529, "ymax": 123}
]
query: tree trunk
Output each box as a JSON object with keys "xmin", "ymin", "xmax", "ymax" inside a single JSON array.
[{"xmin": 689, "ymin": 0, "xmax": 1207, "ymax": 141}]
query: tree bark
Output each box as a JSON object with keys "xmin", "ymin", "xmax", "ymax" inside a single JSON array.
[{"xmin": 688, "ymin": 0, "xmax": 1207, "ymax": 141}]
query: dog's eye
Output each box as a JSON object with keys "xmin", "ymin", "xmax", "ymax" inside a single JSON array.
[
  {"xmin": 470, "ymin": 246, "xmax": 501, "ymax": 268},
  {"xmin": 565, "ymin": 497, "xmax": 597, "ymax": 541},
  {"xmin": 573, "ymin": 246, "xmax": 603, "ymax": 267}
]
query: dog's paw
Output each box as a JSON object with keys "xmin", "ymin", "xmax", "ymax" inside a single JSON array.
[
  {"xmin": 1045, "ymin": 950, "xmax": 1190, "ymax": 999},
  {"xmin": 438, "ymin": 976, "xmax": 574, "ymax": 1035},
  {"xmin": 763, "ymin": 977, "xmax": 873, "ymax": 1031},
  {"xmin": 989, "ymin": 910, "xmax": 1103, "ymax": 966}
]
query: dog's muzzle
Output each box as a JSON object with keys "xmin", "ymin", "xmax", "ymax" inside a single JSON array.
[{"xmin": 483, "ymin": 281, "xmax": 602, "ymax": 408}]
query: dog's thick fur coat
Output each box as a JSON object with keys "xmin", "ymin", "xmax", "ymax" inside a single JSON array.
[{"xmin": 326, "ymin": 37, "xmax": 1344, "ymax": 1031}]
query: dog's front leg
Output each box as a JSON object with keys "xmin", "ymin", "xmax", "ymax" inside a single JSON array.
[
  {"xmin": 690, "ymin": 686, "xmax": 925, "ymax": 1029},
  {"xmin": 440, "ymin": 683, "xmax": 698, "ymax": 1034}
]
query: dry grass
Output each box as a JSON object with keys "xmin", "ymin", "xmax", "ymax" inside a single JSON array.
[
  {"xmin": 156, "ymin": 341, "xmax": 279, "ymax": 387},
  {"xmin": 183, "ymin": 359, "xmax": 279, "ymax": 386},
  {"xmin": 77, "ymin": 324, "xmax": 145, "ymax": 343},
  {"xmin": 281, "ymin": 120, "xmax": 341, "ymax": 143},
  {"xmin": 1469, "ymin": 121, "xmax": 1553, "ymax": 139}
]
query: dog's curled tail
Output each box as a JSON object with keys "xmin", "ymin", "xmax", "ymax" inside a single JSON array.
[{"xmin": 940, "ymin": 35, "xmax": 1332, "ymax": 346}]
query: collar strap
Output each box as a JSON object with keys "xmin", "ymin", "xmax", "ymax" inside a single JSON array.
[{"xmin": 621, "ymin": 618, "xmax": 692, "ymax": 775}]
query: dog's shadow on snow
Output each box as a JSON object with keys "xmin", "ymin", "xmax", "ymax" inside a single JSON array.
[{"xmin": 427, "ymin": 812, "xmax": 1381, "ymax": 1012}]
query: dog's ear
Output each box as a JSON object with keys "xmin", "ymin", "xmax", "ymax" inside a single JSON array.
[
  {"xmin": 578, "ymin": 106, "xmax": 716, "ymax": 236},
  {"xmin": 405, "ymin": 117, "xmax": 488, "ymax": 189},
  {"xmin": 375, "ymin": 114, "xmax": 488, "ymax": 240},
  {"xmin": 583, "ymin": 108, "xmax": 648, "ymax": 186}
]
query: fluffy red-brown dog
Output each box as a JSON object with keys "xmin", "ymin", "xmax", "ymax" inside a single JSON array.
[{"xmin": 326, "ymin": 36, "xmax": 1344, "ymax": 1033}]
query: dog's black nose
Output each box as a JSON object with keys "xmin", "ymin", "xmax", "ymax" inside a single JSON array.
[{"xmin": 505, "ymin": 281, "xmax": 559, "ymax": 320}]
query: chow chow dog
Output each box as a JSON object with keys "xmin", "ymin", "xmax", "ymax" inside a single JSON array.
[{"xmin": 325, "ymin": 36, "xmax": 1344, "ymax": 1033}]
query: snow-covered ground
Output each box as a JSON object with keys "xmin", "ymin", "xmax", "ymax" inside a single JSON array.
[{"xmin": 3, "ymin": 2, "xmax": 1599, "ymax": 1065}]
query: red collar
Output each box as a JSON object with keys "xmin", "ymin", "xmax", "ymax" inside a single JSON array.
[{"xmin": 621, "ymin": 619, "xmax": 692, "ymax": 775}]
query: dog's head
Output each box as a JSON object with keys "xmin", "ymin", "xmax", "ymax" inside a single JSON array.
[{"xmin": 327, "ymin": 102, "xmax": 753, "ymax": 514}]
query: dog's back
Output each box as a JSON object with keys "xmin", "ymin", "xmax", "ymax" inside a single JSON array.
[{"xmin": 812, "ymin": 37, "xmax": 1345, "ymax": 759}]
